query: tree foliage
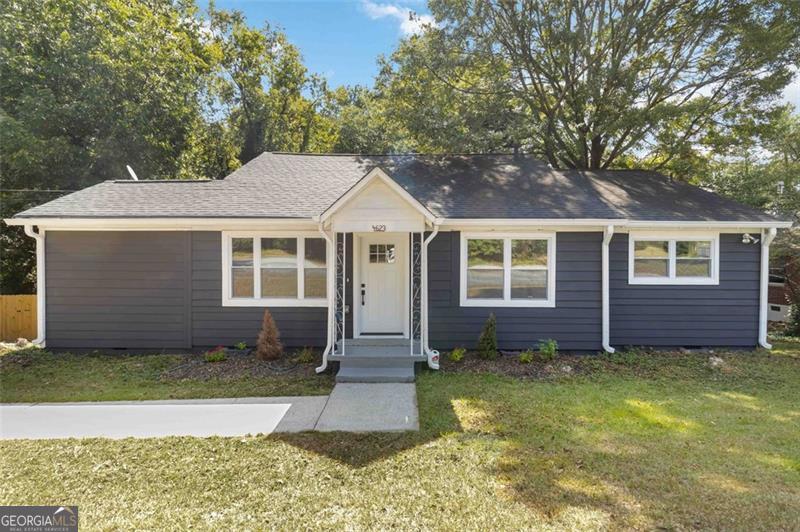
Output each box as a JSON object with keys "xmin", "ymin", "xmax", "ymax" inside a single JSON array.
[{"xmin": 388, "ymin": 0, "xmax": 800, "ymax": 169}]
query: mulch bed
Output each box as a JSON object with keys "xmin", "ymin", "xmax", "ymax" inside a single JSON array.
[
  {"xmin": 161, "ymin": 349, "xmax": 323, "ymax": 381},
  {"xmin": 439, "ymin": 351, "xmax": 593, "ymax": 379}
]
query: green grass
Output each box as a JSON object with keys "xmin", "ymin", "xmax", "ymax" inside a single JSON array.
[
  {"xmin": 1, "ymin": 340, "xmax": 799, "ymax": 529},
  {"xmin": 0, "ymin": 350, "xmax": 333, "ymax": 402}
]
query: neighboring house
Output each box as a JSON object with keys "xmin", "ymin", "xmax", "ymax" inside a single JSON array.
[
  {"xmin": 6, "ymin": 153, "xmax": 792, "ymax": 381},
  {"xmin": 769, "ymin": 255, "xmax": 797, "ymax": 322}
]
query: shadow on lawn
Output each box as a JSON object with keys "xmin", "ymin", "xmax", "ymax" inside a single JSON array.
[
  {"xmin": 485, "ymin": 381, "xmax": 800, "ymax": 529},
  {"xmin": 277, "ymin": 369, "xmax": 800, "ymax": 529}
]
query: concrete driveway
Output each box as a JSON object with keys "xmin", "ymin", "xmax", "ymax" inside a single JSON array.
[{"xmin": 0, "ymin": 384, "xmax": 418, "ymax": 439}]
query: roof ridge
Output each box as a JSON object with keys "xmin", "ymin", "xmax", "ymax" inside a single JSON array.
[{"xmin": 266, "ymin": 151, "xmax": 520, "ymax": 157}]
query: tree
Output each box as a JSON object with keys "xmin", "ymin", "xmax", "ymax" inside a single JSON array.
[
  {"xmin": 393, "ymin": 0, "xmax": 800, "ymax": 169},
  {"xmin": 0, "ymin": 0, "xmax": 213, "ymax": 293},
  {"xmin": 256, "ymin": 309, "xmax": 283, "ymax": 361}
]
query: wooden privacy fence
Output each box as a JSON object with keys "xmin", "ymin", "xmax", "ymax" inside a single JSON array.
[{"xmin": 0, "ymin": 295, "xmax": 37, "ymax": 342}]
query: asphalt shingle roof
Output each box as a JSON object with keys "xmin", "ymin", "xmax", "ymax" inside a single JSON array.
[{"xmin": 13, "ymin": 152, "xmax": 785, "ymax": 223}]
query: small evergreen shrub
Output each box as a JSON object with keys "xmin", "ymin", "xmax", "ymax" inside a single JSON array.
[
  {"xmin": 538, "ymin": 339, "xmax": 558, "ymax": 361},
  {"xmin": 448, "ymin": 347, "xmax": 466, "ymax": 362},
  {"xmin": 519, "ymin": 349, "xmax": 534, "ymax": 364},
  {"xmin": 477, "ymin": 313, "xmax": 498, "ymax": 360},
  {"xmin": 256, "ymin": 309, "xmax": 283, "ymax": 361},
  {"xmin": 204, "ymin": 346, "xmax": 227, "ymax": 363},
  {"xmin": 234, "ymin": 341, "xmax": 247, "ymax": 350},
  {"xmin": 296, "ymin": 347, "xmax": 315, "ymax": 364}
]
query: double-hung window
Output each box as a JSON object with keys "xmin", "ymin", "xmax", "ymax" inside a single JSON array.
[
  {"xmin": 460, "ymin": 233, "xmax": 556, "ymax": 307},
  {"xmin": 628, "ymin": 233, "xmax": 719, "ymax": 285},
  {"xmin": 223, "ymin": 233, "xmax": 328, "ymax": 306}
]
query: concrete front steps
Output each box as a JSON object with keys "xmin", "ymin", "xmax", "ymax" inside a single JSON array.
[{"xmin": 330, "ymin": 338, "xmax": 424, "ymax": 383}]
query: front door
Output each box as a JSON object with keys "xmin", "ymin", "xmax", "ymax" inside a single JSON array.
[{"xmin": 359, "ymin": 234, "xmax": 406, "ymax": 336}]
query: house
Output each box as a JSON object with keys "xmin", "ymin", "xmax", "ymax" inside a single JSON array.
[
  {"xmin": 6, "ymin": 153, "xmax": 792, "ymax": 381},
  {"xmin": 769, "ymin": 254, "xmax": 798, "ymax": 322}
]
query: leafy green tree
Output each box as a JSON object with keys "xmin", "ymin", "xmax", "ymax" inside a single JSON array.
[
  {"xmin": 0, "ymin": 0, "xmax": 213, "ymax": 293},
  {"xmin": 392, "ymin": 0, "xmax": 800, "ymax": 168}
]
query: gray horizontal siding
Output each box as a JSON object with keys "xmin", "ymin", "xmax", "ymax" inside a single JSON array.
[
  {"xmin": 427, "ymin": 231, "xmax": 603, "ymax": 351},
  {"xmin": 609, "ymin": 233, "xmax": 759, "ymax": 347},
  {"xmin": 190, "ymin": 232, "xmax": 335, "ymax": 348},
  {"xmin": 46, "ymin": 231, "xmax": 191, "ymax": 349}
]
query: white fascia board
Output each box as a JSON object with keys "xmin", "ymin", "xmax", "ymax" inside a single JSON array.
[
  {"xmin": 624, "ymin": 220, "xmax": 793, "ymax": 229},
  {"xmin": 319, "ymin": 167, "xmax": 436, "ymax": 224},
  {"xmin": 3, "ymin": 217, "xmax": 319, "ymax": 231}
]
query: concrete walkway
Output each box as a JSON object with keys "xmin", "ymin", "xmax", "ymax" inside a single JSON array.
[{"xmin": 0, "ymin": 384, "xmax": 418, "ymax": 439}]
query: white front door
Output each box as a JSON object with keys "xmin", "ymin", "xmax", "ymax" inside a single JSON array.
[{"xmin": 358, "ymin": 234, "xmax": 407, "ymax": 336}]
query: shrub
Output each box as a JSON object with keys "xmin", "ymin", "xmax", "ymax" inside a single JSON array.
[
  {"xmin": 477, "ymin": 313, "xmax": 498, "ymax": 360},
  {"xmin": 538, "ymin": 339, "xmax": 558, "ymax": 361},
  {"xmin": 234, "ymin": 341, "xmax": 247, "ymax": 350},
  {"xmin": 204, "ymin": 346, "xmax": 227, "ymax": 363},
  {"xmin": 519, "ymin": 349, "xmax": 534, "ymax": 364},
  {"xmin": 256, "ymin": 309, "xmax": 283, "ymax": 361},
  {"xmin": 787, "ymin": 304, "xmax": 800, "ymax": 337},
  {"xmin": 448, "ymin": 347, "xmax": 466, "ymax": 362},
  {"xmin": 296, "ymin": 347, "xmax": 315, "ymax": 364}
]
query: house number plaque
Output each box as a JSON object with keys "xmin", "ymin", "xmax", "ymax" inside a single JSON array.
[{"xmin": 372, "ymin": 224, "xmax": 386, "ymax": 232}]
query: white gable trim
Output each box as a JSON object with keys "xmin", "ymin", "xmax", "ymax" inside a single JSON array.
[{"xmin": 317, "ymin": 167, "xmax": 436, "ymax": 224}]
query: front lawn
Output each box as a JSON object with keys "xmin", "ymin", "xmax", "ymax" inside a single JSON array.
[
  {"xmin": 1, "ymin": 338, "xmax": 798, "ymax": 529},
  {"xmin": 0, "ymin": 348, "xmax": 334, "ymax": 402}
]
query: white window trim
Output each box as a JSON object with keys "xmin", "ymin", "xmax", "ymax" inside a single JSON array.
[
  {"xmin": 628, "ymin": 231, "xmax": 720, "ymax": 285},
  {"xmin": 221, "ymin": 231, "xmax": 328, "ymax": 307},
  {"xmin": 459, "ymin": 232, "xmax": 556, "ymax": 308}
]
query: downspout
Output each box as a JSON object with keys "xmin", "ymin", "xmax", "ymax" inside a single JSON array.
[
  {"xmin": 602, "ymin": 225, "xmax": 615, "ymax": 353},
  {"xmin": 315, "ymin": 222, "xmax": 334, "ymax": 373},
  {"xmin": 422, "ymin": 222, "xmax": 440, "ymax": 369},
  {"xmin": 23, "ymin": 224, "xmax": 46, "ymax": 346},
  {"xmin": 759, "ymin": 227, "xmax": 777, "ymax": 349}
]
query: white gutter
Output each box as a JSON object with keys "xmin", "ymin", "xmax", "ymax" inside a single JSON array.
[
  {"xmin": 23, "ymin": 225, "xmax": 46, "ymax": 346},
  {"xmin": 422, "ymin": 222, "xmax": 441, "ymax": 369},
  {"xmin": 758, "ymin": 227, "xmax": 778, "ymax": 349},
  {"xmin": 602, "ymin": 225, "xmax": 615, "ymax": 353},
  {"xmin": 315, "ymin": 223, "xmax": 334, "ymax": 373}
]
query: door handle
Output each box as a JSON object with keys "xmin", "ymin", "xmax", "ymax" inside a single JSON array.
[{"xmin": 361, "ymin": 284, "xmax": 365, "ymax": 305}]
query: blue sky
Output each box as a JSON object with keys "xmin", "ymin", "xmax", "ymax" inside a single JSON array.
[{"xmin": 199, "ymin": 0, "xmax": 433, "ymax": 88}]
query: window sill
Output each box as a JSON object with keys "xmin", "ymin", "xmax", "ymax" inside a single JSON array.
[
  {"xmin": 628, "ymin": 277, "xmax": 719, "ymax": 286},
  {"xmin": 222, "ymin": 298, "xmax": 328, "ymax": 307},
  {"xmin": 460, "ymin": 298, "xmax": 556, "ymax": 308}
]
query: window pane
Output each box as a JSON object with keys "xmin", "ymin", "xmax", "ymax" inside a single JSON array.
[
  {"xmin": 676, "ymin": 259, "xmax": 711, "ymax": 277},
  {"xmin": 261, "ymin": 268, "xmax": 297, "ymax": 297},
  {"xmin": 634, "ymin": 259, "xmax": 668, "ymax": 277},
  {"xmin": 368, "ymin": 243, "xmax": 395, "ymax": 263},
  {"xmin": 232, "ymin": 238, "xmax": 253, "ymax": 267},
  {"xmin": 511, "ymin": 270, "xmax": 547, "ymax": 299},
  {"xmin": 231, "ymin": 238, "xmax": 254, "ymax": 298},
  {"xmin": 261, "ymin": 238, "xmax": 297, "ymax": 267},
  {"xmin": 232, "ymin": 267, "xmax": 253, "ymax": 297},
  {"xmin": 304, "ymin": 238, "xmax": 326, "ymax": 268},
  {"xmin": 261, "ymin": 238, "xmax": 297, "ymax": 297},
  {"xmin": 304, "ymin": 268, "xmax": 327, "ymax": 298},
  {"xmin": 467, "ymin": 269, "xmax": 503, "ymax": 299},
  {"xmin": 468, "ymin": 239, "xmax": 503, "ymax": 268},
  {"xmin": 634, "ymin": 241, "xmax": 668, "ymax": 258},
  {"xmin": 512, "ymin": 240, "xmax": 547, "ymax": 267},
  {"xmin": 677, "ymin": 241, "xmax": 711, "ymax": 259}
]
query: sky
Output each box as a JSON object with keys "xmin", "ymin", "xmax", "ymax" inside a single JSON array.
[
  {"xmin": 199, "ymin": 0, "xmax": 434, "ymax": 88},
  {"xmin": 200, "ymin": 0, "xmax": 799, "ymax": 109}
]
